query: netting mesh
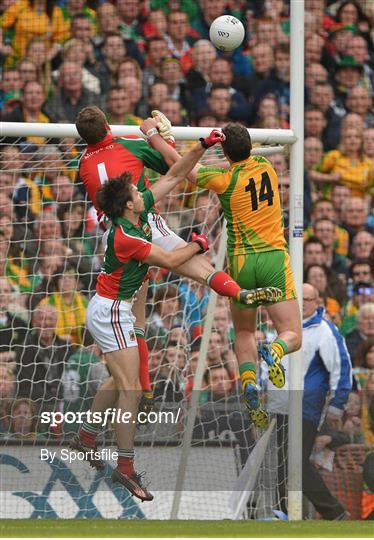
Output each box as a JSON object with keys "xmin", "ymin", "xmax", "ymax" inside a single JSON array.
[{"xmin": 0, "ymin": 133, "xmax": 295, "ymax": 519}]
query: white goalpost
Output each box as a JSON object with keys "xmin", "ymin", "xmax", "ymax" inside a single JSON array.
[{"xmin": 0, "ymin": 2, "xmax": 304, "ymax": 521}]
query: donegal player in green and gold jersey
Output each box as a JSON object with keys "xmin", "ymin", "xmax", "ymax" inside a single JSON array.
[{"xmin": 150, "ymin": 119, "xmax": 302, "ymax": 428}]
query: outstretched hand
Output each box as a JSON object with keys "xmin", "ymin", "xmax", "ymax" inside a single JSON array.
[
  {"xmin": 140, "ymin": 117, "xmax": 158, "ymax": 136},
  {"xmin": 191, "ymin": 232, "xmax": 209, "ymax": 253},
  {"xmin": 200, "ymin": 129, "xmax": 226, "ymax": 148}
]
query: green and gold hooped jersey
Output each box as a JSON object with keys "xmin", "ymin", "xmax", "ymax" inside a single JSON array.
[{"xmin": 196, "ymin": 156, "xmax": 287, "ymax": 256}]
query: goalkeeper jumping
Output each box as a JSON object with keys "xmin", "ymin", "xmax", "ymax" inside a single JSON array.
[{"xmin": 148, "ymin": 115, "xmax": 302, "ymax": 428}]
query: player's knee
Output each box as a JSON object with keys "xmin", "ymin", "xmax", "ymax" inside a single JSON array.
[{"xmin": 114, "ymin": 373, "xmax": 141, "ymax": 391}]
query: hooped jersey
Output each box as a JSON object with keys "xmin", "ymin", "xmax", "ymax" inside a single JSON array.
[
  {"xmin": 196, "ymin": 156, "xmax": 287, "ymax": 256},
  {"xmin": 96, "ymin": 190, "xmax": 155, "ymax": 300},
  {"xmin": 78, "ymin": 133, "xmax": 168, "ymax": 220}
]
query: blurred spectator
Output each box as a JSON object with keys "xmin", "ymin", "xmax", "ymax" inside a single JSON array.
[
  {"xmin": 253, "ymin": 43, "xmax": 290, "ymax": 124},
  {"xmin": 351, "ymin": 230, "xmax": 374, "ymax": 261},
  {"xmin": 341, "ymin": 197, "xmax": 371, "ymax": 245},
  {"xmin": 308, "ymin": 81, "xmax": 345, "ymax": 149},
  {"xmin": 307, "ymin": 198, "xmax": 349, "ymax": 256},
  {"xmin": 245, "ymin": 43, "xmax": 274, "ymax": 101},
  {"xmin": 313, "ymin": 218, "xmax": 348, "ymax": 276},
  {"xmin": 0, "ymin": 277, "xmax": 27, "ymax": 363},
  {"xmin": 351, "ymin": 257, "xmax": 373, "ymax": 281},
  {"xmin": 341, "ymin": 390, "xmax": 363, "ymax": 443},
  {"xmin": 0, "ymin": 68, "xmax": 22, "ymax": 111},
  {"xmin": 117, "ymin": 75, "xmax": 143, "ymax": 117},
  {"xmin": 165, "ymin": 10, "xmax": 192, "ymax": 59},
  {"xmin": 24, "ymin": 38, "xmax": 52, "ymax": 95},
  {"xmin": 16, "ymin": 303, "xmax": 72, "ymax": 407},
  {"xmin": 322, "ymin": 24, "xmax": 358, "ymax": 73},
  {"xmin": 305, "ymin": 33, "xmax": 324, "ymax": 65},
  {"xmin": 95, "ymin": 3, "xmax": 120, "ymax": 46},
  {"xmin": 58, "ymin": 38, "xmax": 100, "ymax": 95},
  {"xmin": 191, "ymin": 57, "xmax": 250, "ymax": 122},
  {"xmin": 361, "ymin": 371, "xmax": 374, "ymax": 446},
  {"xmin": 38, "ymin": 265, "xmax": 88, "ymax": 346},
  {"xmin": 330, "ymin": 183, "xmax": 351, "ymax": 222},
  {"xmin": 344, "ymin": 302, "xmax": 374, "ymax": 358},
  {"xmin": 161, "ymin": 98, "xmax": 184, "ymax": 126},
  {"xmin": 318, "ymin": 127, "xmax": 373, "ymax": 198},
  {"xmin": 44, "ymin": 61, "xmax": 100, "ymax": 123},
  {"xmin": 354, "ymin": 337, "xmax": 374, "ymax": 376},
  {"xmin": 60, "ymin": 0, "xmax": 97, "ymax": 35},
  {"xmin": 345, "ymin": 86, "xmax": 373, "ymax": 127},
  {"xmin": 117, "ymin": 57, "xmax": 142, "ymax": 82},
  {"xmin": 205, "ymin": 85, "xmax": 231, "ymax": 124},
  {"xmin": 186, "ymin": 39, "xmax": 216, "ymax": 92},
  {"xmin": 69, "ymin": 13, "xmax": 96, "ymax": 65},
  {"xmin": 204, "ymin": 364, "xmax": 235, "ymax": 402},
  {"xmin": 1, "ymin": 0, "xmax": 66, "ymax": 63},
  {"xmin": 142, "ymin": 36, "xmax": 168, "ymax": 98},
  {"xmin": 192, "ymin": 0, "xmax": 226, "ymax": 40},
  {"xmin": 96, "ymin": 32, "xmax": 126, "ymax": 95},
  {"xmin": 304, "ymin": 237, "xmax": 326, "ymax": 269},
  {"xmin": 149, "ymin": 284, "xmax": 183, "ymax": 342},
  {"xmin": 63, "ymin": 345, "xmax": 109, "ymax": 434},
  {"xmin": 57, "ymin": 198, "xmax": 99, "ymax": 289},
  {"xmin": 333, "ymin": 55, "xmax": 365, "ymax": 109},
  {"xmin": 305, "ymin": 62, "xmax": 328, "ymax": 90},
  {"xmin": 159, "ymin": 57, "xmax": 190, "ymax": 111},
  {"xmin": 17, "ymin": 59, "xmax": 38, "ymax": 87},
  {"xmin": 364, "ymin": 128, "xmax": 374, "ymax": 160},
  {"xmin": 8, "ymin": 398, "xmax": 41, "ymax": 440},
  {"xmin": 349, "ymin": 34, "xmax": 374, "ymax": 94},
  {"xmin": 106, "ymin": 86, "xmax": 142, "ymax": 126},
  {"xmin": 116, "ymin": 0, "xmax": 143, "ymax": 43},
  {"xmin": 2, "ymin": 81, "xmax": 49, "ymax": 139},
  {"xmin": 304, "ymin": 262, "xmax": 346, "ymax": 309},
  {"xmin": 0, "ymin": 363, "xmax": 16, "ymax": 433}
]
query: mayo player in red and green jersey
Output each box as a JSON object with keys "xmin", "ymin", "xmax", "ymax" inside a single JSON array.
[
  {"xmin": 75, "ymin": 107, "xmax": 236, "ymax": 414},
  {"xmin": 71, "ymin": 131, "xmax": 281, "ymax": 500},
  {"xmin": 152, "ymin": 121, "xmax": 302, "ymax": 428}
]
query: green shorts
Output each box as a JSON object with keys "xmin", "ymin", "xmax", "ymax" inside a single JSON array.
[{"xmin": 228, "ymin": 250, "xmax": 297, "ymax": 309}]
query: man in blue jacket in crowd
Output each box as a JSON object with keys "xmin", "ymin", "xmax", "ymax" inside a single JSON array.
[{"xmin": 268, "ymin": 282, "xmax": 352, "ymax": 519}]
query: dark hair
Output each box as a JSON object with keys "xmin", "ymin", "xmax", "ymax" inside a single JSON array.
[
  {"xmin": 75, "ymin": 106, "xmax": 107, "ymax": 144},
  {"xmin": 304, "ymin": 236, "xmax": 324, "ymax": 250},
  {"xmin": 96, "ymin": 173, "xmax": 134, "ymax": 219},
  {"xmin": 71, "ymin": 13, "xmax": 91, "ymax": 26},
  {"xmin": 336, "ymin": 1, "xmax": 369, "ymax": 24},
  {"xmin": 57, "ymin": 199, "xmax": 85, "ymax": 238},
  {"xmin": 29, "ymin": 0, "xmax": 55, "ymax": 19},
  {"xmin": 354, "ymin": 337, "xmax": 374, "ymax": 368},
  {"xmin": 275, "ymin": 42, "xmax": 290, "ymax": 56},
  {"xmin": 350, "ymin": 258, "xmax": 371, "ymax": 276},
  {"xmin": 222, "ymin": 122, "xmax": 252, "ymax": 162},
  {"xmin": 209, "ymin": 83, "xmax": 229, "ymax": 95}
]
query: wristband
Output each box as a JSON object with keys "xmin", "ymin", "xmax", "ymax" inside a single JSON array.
[
  {"xmin": 199, "ymin": 137, "xmax": 210, "ymax": 149},
  {"xmin": 146, "ymin": 128, "xmax": 159, "ymax": 139}
]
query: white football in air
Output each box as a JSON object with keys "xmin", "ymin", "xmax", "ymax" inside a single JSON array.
[{"xmin": 209, "ymin": 15, "xmax": 245, "ymax": 52}]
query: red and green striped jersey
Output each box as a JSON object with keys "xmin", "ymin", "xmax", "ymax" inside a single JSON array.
[
  {"xmin": 96, "ymin": 190, "xmax": 154, "ymax": 300},
  {"xmin": 79, "ymin": 134, "xmax": 168, "ymax": 220}
]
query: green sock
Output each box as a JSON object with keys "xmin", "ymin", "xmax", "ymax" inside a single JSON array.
[
  {"xmin": 271, "ymin": 339, "xmax": 288, "ymax": 361},
  {"xmin": 239, "ymin": 362, "xmax": 257, "ymax": 391}
]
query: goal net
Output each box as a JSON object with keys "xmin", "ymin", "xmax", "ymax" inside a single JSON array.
[{"xmin": 0, "ymin": 125, "xmax": 294, "ymax": 520}]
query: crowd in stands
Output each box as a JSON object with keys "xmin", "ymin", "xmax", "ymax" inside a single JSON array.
[{"xmin": 0, "ymin": 0, "xmax": 373, "ymax": 516}]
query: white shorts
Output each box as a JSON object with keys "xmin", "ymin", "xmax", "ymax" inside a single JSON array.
[
  {"xmin": 86, "ymin": 294, "xmax": 137, "ymax": 353},
  {"xmin": 148, "ymin": 212, "xmax": 185, "ymax": 251}
]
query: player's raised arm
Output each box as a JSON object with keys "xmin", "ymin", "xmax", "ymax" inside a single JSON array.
[
  {"xmin": 145, "ymin": 125, "xmax": 226, "ymax": 204},
  {"xmin": 143, "ymin": 233, "xmax": 209, "ymax": 269},
  {"xmin": 140, "ymin": 114, "xmax": 203, "ymax": 184}
]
